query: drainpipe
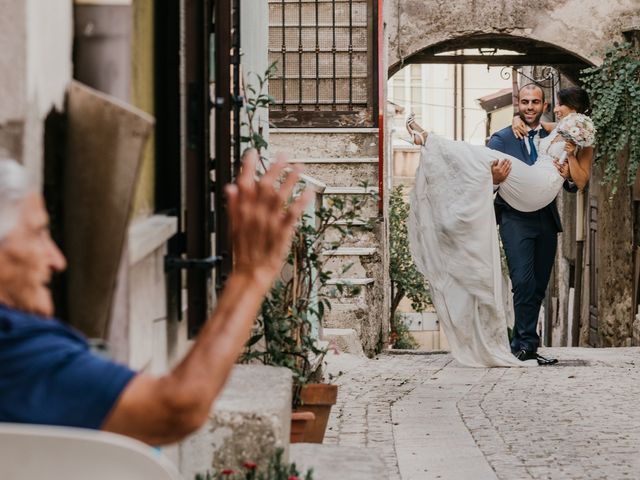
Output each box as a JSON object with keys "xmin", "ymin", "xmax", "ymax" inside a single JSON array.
[
  {"xmin": 461, "ymin": 62, "xmax": 465, "ymax": 141},
  {"xmin": 453, "ymin": 63, "xmax": 458, "ymax": 140},
  {"xmin": 377, "ymin": 0, "xmax": 384, "ymax": 215}
]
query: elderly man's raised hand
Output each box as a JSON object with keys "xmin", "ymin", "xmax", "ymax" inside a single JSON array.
[{"xmin": 225, "ymin": 149, "xmax": 312, "ymax": 288}]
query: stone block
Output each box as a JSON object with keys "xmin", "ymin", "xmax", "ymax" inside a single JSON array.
[
  {"xmin": 290, "ymin": 444, "xmax": 388, "ymax": 480},
  {"xmin": 322, "ymin": 253, "xmax": 368, "ymax": 279},
  {"xmin": 269, "ymin": 130, "xmax": 378, "ymax": 158},
  {"xmin": 179, "ymin": 365, "xmax": 292, "ymax": 479},
  {"xmin": 323, "ymin": 328, "xmax": 365, "ymax": 356},
  {"xmin": 323, "ymin": 304, "xmax": 366, "ymax": 333}
]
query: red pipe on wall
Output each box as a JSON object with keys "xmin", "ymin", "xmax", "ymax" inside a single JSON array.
[{"xmin": 377, "ymin": 0, "xmax": 384, "ymax": 215}]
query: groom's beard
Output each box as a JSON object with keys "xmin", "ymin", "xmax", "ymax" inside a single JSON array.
[{"xmin": 519, "ymin": 110, "xmax": 543, "ymax": 128}]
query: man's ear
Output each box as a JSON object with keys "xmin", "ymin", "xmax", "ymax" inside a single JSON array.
[{"xmin": 543, "ymin": 101, "xmax": 550, "ymax": 112}]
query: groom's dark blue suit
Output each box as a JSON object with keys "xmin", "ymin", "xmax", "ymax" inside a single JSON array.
[{"xmin": 488, "ymin": 126, "xmax": 575, "ymax": 354}]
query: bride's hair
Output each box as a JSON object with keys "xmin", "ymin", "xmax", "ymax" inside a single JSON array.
[{"xmin": 557, "ymin": 86, "xmax": 591, "ymax": 116}]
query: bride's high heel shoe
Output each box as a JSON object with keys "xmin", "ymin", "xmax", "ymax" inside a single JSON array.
[{"xmin": 406, "ymin": 113, "xmax": 427, "ymax": 146}]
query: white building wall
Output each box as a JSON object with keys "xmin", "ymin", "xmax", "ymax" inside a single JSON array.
[
  {"xmin": 387, "ymin": 59, "xmax": 512, "ymax": 147},
  {"xmin": 0, "ymin": 0, "xmax": 73, "ymax": 184}
]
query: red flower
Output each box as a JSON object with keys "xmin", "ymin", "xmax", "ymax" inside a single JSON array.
[
  {"xmin": 243, "ymin": 462, "xmax": 257, "ymax": 470},
  {"xmin": 221, "ymin": 469, "xmax": 235, "ymax": 476},
  {"xmin": 288, "ymin": 476, "xmax": 300, "ymax": 480}
]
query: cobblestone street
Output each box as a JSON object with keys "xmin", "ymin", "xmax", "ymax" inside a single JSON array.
[{"xmin": 324, "ymin": 348, "xmax": 640, "ymax": 480}]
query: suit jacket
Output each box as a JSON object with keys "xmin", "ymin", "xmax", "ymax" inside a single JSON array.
[{"xmin": 487, "ymin": 125, "xmax": 577, "ymax": 233}]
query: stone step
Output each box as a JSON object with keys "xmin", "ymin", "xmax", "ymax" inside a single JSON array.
[
  {"xmin": 290, "ymin": 157, "xmax": 378, "ymax": 164},
  {"xmin": 334, "ymin": 219, "xmax": 369, "ymax": 226},
  {"xmin": 321, "ymin": 249, "xmax": 375, "ymax": 279},
  {"xmin": 272, "ymin": 128, "xmax": 379, "ymax": 134},
  {"xmin": 322, "ymin": 190, "xmax": 378, "ymax": 219},
  {"xmin": 297, "ymin": 162, "xmax": 377, "ymax": 189},
  {"xmin": 322, "ymin": 247, "xmax": 376, "ymax": 256},
  {"xmin": 324, "ymin": 219, "xmax": 375, "ymax": 243},
  {"xmin": 322, "ymin": 304, "xmax": 369, "ymax": 335},
  {"xmin": 178, "ymin": 365, "xmax": 292, "ymax": 479},
  {"xmin": 326, "ymin": 277, "xmax": 375, "ymax": 286},
  {"xmin": 290, "ymin": 444, "xmax": 387, "ymax": 480},
  {"xmin": 323, "ymin": 186, "xmax": 377, "ymax": 195},
  {"xmin": 322, "ymin": 328, "xmax": 365, "ymax": 356},
  {"xmin": 269, "ymin": 129, "xmax": 379, "ymax": 158}
]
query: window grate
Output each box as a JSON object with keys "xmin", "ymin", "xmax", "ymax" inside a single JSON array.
[{"xmin": 268, "ymin": 0, "xmax": 372, "ymax": 124}]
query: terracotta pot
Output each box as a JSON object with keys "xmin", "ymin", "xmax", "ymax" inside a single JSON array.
[
  {"xmin": 295, "ymin": 383, "xmax": 338, "ymax": 443},
  {"xmin": 290, "ymin": 411, "xmax": 315, "ymax": 443}
]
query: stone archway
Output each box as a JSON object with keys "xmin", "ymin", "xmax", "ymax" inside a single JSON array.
[
  {"xmin": 385, "ymin": 0, "xmax": 637, "ymax": 76},
  {"xmin": 388, "ymin": 34, "xmax": 592, "ymax": 81}
]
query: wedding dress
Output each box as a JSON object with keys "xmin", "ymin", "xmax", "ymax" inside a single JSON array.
[{"xmin": 408, "ymin": 130, "xmax": 566, "ymax": 367}]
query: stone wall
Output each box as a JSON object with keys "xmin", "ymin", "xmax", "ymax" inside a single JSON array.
[{"xmin": 583, "ymin": 153, "xmax": 635, "ymax": 347}]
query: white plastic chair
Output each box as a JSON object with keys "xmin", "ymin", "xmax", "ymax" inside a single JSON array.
[{"xmin": 0, "ymin": 423, "xmax": 183, "ymax": 480}]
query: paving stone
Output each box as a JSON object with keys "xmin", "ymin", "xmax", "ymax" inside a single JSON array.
[{"xmin": 290, "ymin": 444, "xmax": 387, "ymax": 480}]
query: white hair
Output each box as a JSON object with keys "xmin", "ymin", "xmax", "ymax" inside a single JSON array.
[{"xmin": 0, "ymin": 159, "xmax": 33, "ymax": 242}]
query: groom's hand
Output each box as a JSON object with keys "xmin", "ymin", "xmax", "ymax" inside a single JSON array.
[
  {"xmin": 553, "ymin": 158, "xmax": 572, "ymax": 181},
  {"xmin": 491, "ymin": 159, "xmax": 511, "ymax": 185}
]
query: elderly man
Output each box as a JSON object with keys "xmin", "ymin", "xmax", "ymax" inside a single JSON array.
[{"xmin": 0, "ymin": 152, "xmax": 310, "ymax": 445}]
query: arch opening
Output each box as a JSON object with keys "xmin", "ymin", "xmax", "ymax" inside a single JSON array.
[{"xmin": 389, "ymin": 34, "xmax": 594, "ymax": 82}]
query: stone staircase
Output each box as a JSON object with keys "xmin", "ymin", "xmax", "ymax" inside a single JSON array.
[{"xmin": 270, "ymin": 128, "xmax": 387, "ymax": 356}]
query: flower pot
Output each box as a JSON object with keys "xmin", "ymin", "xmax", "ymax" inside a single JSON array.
[
  {"xmin": 294, "ymin": 383, "xmax": 338, "ymax": 443},
  {"xmin": 290, "ymin": 411, "xmax": 315, "ymax": 443}
]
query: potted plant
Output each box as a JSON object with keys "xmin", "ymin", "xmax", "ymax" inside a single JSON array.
[
  {"xmin": 239, "ymin": 63, "xmax": 376, "ymax": 443},
  {"xmin": 242, "ymin": 192, "xmax": 373, "ymax": 443}
]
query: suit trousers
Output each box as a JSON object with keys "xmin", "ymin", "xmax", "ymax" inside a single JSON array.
[{"xmin": 499, "ymin": 209, "xmax": 558, "ymax": 353}]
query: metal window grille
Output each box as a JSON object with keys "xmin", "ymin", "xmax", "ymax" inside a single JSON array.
[{"xmin": 268, "ymin": 0, "xmax": 373, "ymax": 126}]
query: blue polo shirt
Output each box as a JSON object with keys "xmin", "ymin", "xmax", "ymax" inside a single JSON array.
[{"xmin": 0, "ymin": 305, "xmax": 135, "ymax": 429}]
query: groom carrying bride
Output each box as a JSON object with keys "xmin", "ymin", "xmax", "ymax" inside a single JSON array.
[
  {"xmin": 489, "ymin": 83, "xmax": 576, "ymax": 366},
  {"xmin": 406, "ymin": 83, "xmax": 593, "ymax": 367}
]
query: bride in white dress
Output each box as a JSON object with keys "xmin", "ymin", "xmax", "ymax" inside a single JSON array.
[{"xmin": 406, "ymin": 95, "xmax": 594, "ymax": 367}]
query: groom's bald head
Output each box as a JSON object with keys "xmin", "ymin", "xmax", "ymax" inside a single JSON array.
[
  {"xmin": 519, "ymin": 83, "xmax": 546, "ymax": 102},
  {"xmin": 518, "ymin": 84, "xmax": 548, "ymax": 128}
]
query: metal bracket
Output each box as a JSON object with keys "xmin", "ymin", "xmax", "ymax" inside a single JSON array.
[{"xmin": 164, "ymin": 255, "xmax": 223, "ymax": 272}]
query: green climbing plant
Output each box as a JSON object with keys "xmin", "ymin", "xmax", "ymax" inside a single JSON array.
[
  {"xmin": 582, "ymin": 41, "xmax": 640, "ymax": 185},
  {"xmin": 389, "ymin": 185, "xmax": 430, "ymax": 345},
  {"xmin": 240, "ymin": 61, "xmax": 278, "ymax": 165},
  {"xmin": 238, "ymin": 62, "xmax": 377, "ymax": 405}
]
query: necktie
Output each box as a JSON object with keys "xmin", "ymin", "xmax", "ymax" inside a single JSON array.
[{"xmin": 527, "ymin": 130, "xmax": 538, "ymax": 163}]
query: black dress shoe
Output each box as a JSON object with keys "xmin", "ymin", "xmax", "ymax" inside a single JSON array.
[
  {"xmin": 514, "ymin": 349, "xmax": 558, "ymax": 365},
  {"xmin": 513, "ymin": 349, "xmax": 537, "ymax": 361},
  {"xmin": 535, "ymin": 353, "xmax": 558, "ymax": 366}
]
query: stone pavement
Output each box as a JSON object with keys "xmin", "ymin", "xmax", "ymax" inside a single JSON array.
[{"xmin": 323, "ymin": 348, "xmax": 640, "ymax": 480}]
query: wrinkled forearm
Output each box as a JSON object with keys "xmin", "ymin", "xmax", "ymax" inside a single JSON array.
[
  {"xmin": 103, "ymin": 270, "xmax": 274, "ymax": 445},
  {"xmin": 167, "ymin": 270, "xmax": 272, "ymax": 403}
]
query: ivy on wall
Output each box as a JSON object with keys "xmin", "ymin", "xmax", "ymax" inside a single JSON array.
[{"xmin": 582, "ymin": 41, "xmax": 640, "ymax": 184}]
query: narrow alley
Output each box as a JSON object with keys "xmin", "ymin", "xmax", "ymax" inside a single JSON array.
[{"xmin": 325, "ymin": 349, "xmax": 640, "ymax": 480}]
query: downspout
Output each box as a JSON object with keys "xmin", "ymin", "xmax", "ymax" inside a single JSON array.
[
  {"xmin": 453, "ymin": 63, "xmax": 458, "ymax": 140},
  {"xmin": 461, "ymin": 62, "xmax": 465, "ymax": 141},
  {"xmin": 377, "ymin": 0, "xmax": 384, "ymax": 215}
]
